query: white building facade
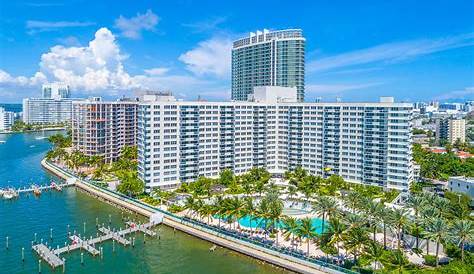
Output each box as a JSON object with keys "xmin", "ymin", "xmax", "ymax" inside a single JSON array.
[
  {"xmin": 22, "ymin": 98, "xmax": 73, "ymax": 124},
  {"xmin": 0, "ymin": 107, "xmax": 15, "ymax": 131},
  {"xmin": 137, "ymin": 90, "xmax": 413, "ymax": 191}
]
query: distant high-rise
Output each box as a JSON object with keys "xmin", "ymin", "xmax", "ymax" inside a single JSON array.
[
  {"xmin": 436, "ymin": 118, "xmax": 466, "ymax": 144},
  {"xmin": 42, "ymin": 83, "xmax": 70, "ymax": 99},
  {"xmin": 231, "ymin": 29, "xmax": 305, "ymax": 102}
]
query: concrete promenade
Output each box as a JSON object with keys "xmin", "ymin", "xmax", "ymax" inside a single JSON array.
[{"xmin": 41, "ymin": 159, "xmax": 344, "ymax": 274}]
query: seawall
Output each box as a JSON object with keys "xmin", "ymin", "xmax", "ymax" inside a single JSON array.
[{"xmin": 41, "ymin": 159, "xmax": 341, "ymax": 274}]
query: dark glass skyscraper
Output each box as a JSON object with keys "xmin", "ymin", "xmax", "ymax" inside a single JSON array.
[{"xmin": 231, "ymin": 29, "xmax": 305, "ymax": 102}]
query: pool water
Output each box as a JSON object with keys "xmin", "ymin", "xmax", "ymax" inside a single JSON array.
[{"xmin": 236, "ymin": 216, "xmax": 324, "ymax": 234}]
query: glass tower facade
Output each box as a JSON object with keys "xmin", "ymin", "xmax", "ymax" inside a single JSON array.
[{"xmin": 231, "ymin": 29, "xmax": 305, "ymax": 102}]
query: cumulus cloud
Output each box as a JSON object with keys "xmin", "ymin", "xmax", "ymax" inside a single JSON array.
[
  {"xmin": 1, "ymin": 27, "xmax": 230, "ymax": 100},
  {"xmin": 114, "ymin": 9, "xmax": 159, "ymax": 39},
  {"xmin": 38, "ymin": 27, "xmax": 134, "ymax": 92},
  {"xmin": 179, "ymin": 36, "xmax": 232, "ymax": 78},
  {"xmin": 0, "ymin": 69, "xmax": 47, "ymax": 86}
]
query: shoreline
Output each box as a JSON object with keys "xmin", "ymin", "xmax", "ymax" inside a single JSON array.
[
  {"xmin": 1, "ymin": 127, "xmax": 66, "ymax": 135},
  {"xmin": 41, "ymin": 159, "xmax": 341, "ymax": 274}
]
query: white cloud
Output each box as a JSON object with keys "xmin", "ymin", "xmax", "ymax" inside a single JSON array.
[
  {"xmin": 306, "ymin": 83, "xmax": 383, "ymax": 94},
  {"xmin": 39, "ymin": 27, "xmax": 134, "ymax": 92},
  {"xmin": 26, "ymin": 20, "xmax": 95, "ymax": 33},
  {"xmin": 179, "ymin": 36, "xmax": 232, "ymax": 78},
  {"xmin": 144, "ymin": 67, "xmax": 169, "ymax": 76},
  {"xmin": 1, "ymin": 27, "xmax": 230, "ymax": 99},
  {"xmin": 0, "ymin": 69, "xmax": 47, "ymax": 86},
  {"xmin": 114, "ymin": 9, "xmax": 159, "ymax": 39},
  {"xmin": 308, "ymin": 33, "xmax": 474, "ymax": 73},
  {"xmin": 434, "ymin": 87, "xmax": 474, "ymax": 100}
]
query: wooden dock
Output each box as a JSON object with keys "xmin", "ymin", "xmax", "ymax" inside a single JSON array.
[
  {"xmin": 15, "ymin": 182, "xmax": 73, "ymax": 194},
  {"xmin": 32, "ymin": 221, "xmax": 159, "ymax": 269}
]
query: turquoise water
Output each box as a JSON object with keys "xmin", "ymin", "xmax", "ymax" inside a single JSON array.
[
  {"xmin": 0, "ymin": 132, "xmax": 289, "ymax": 274},
  {"xmin": 237, "ymin": 216, "xmax": 324, "ymax": 234}
]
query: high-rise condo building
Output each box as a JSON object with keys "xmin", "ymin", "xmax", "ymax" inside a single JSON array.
[
  {"xmin": 232, "ymin": 29, "xmax": 305, "ymax": 102},
  {"xmin": 0, "ymin": 107, "xmax": 15, "ymax": 131},
  {"xmin": 42, "ymin": 82, "xmax": 71, "ymax": 99},
  {"xmin": 137, "ymin": 87, "xmax": 413, "ymax": 191},
  {"xmin": 22, "ymin": 98, "xmax": 73, "ymax": 124},
  {"xmin": 71, "ymin": 97, "xmax": 138, "ymax": 163},
  {"xmin": 436, "ymin": 118, "xmax": 466, "ymax": 144}
]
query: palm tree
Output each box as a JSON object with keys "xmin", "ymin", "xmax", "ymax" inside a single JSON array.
[
  {"xmin": 282, "ymin": 217, "xmax": 299, "ymax": 248},
  {"xmin": 296, "ymin": 217, "xmax": 318, "ymax": 255},
  {"xmin": 405, "ymin": 195, "xmax": 425, "ymax": 249},
  {"xmin": 325, "ymin": 217, "xmax": 347, "ymax": 256},
  {"xmin": 243, "ymin": 197, "xmax": 256, "ymax": 232},
  {"xmin": 375, "ymin": 206, "xmax": 390, "ymax": 249},
  {"xmin": 226, "ymin": 197, "xmax": 245, "ymax": 230},
  {"xmin": 287, "ymin": 185, "xmax": 298, "ymax": 203},
  {"xmin": 425, "ymin": 218, "xmax": 449, "ymax": 266},
  {"xmin": 366, "ymin": 201, "xmax": 384, "ymax": 242},
  {"xmin": 363, "ymin": 241, "xmax": 385, "ymax": 270},
  {"xmin": 184, "ymin": 196, "xmax": 196, "ymax": 218},
  {"xmin": 449, "ymin": 220, "xmax": 474, "ymax": 262},
  {"xmin": 344, "ymin": 213, "xmax": 367, "ymax": 229},
  {"xmin": 344, "ymin": 226, "xmax": 369, "ymax": 263},
  {"xmin": 420, "ymin": 206, "xmax": 440, "ymax": 255},
  {"xmin": 388, "ymin": 208, "xmax": 409, "ymax": 250},
  {"xmin": 312, "ymin": 196, "xmax": 338, "ymax": 234},
  {"xmin": 344, "ymin": 191, "xmax": 364, "ymax": 213},
  {"xmin": 383, "ymin": 250, "xmax": 409, "ymax": 274},
  {"xmin": 268, "ymin": 197, "xmax": 284, "ymax": 244}
]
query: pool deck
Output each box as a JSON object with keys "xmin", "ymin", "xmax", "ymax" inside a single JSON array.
[{"xmin": 41, "ymin": 159, "xmax": 342, "ymax": 274}]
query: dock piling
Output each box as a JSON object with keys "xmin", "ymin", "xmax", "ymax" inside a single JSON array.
[
  {"xmin": 22, "ymin": 247, "xmax": 25, "ymax": 261},
  {"xmin": 6, "ymin": 236, "xmax": 9, "ymax": 249},
  {"xmin": 80, "ymin": 252, "xmax": 84, "ymax": 265},
  {"xmin": 38, "ymin": 259, "xmax": 41, "ymax": 273}
]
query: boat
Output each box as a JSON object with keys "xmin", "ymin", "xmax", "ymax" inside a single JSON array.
[
  {"xmin": 3, "ymin": 189, "xmax": 18, "ymax": 200},
  {"xmin": 0, "ymin": 140, "xmax": 6, "ymax": 144},
  {"xmin": 32, "ymin": 185, "xmax": 42, "ymax": 196}
]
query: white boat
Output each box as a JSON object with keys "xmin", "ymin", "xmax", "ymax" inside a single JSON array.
[
  {"xmin": 3, "ymin": 189, "xmax": 18, "ymax": 200},
  {"xmin": 0, "ymin": 140, "xmax": 6, "ymax": 144}
]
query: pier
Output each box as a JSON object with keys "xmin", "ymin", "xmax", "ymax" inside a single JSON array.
[
  {"xmin": 17, "ymin": 182, "xmax": 73, "ymax": 194},
  {"xmin": 32, "ymin": 218, "xmax": 161, "ymax": 269}
]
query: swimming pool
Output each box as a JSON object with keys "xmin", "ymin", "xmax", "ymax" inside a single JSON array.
[{"xmin": 237, "ymin": 215, "xmax": 324, "ymax": 234}]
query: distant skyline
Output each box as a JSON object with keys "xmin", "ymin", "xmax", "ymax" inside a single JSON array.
[{"xmin": 0, "ymin": 0, "xmax": 473, "ymax": 103}]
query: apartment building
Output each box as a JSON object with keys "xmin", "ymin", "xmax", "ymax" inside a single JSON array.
[
  {"xmin": 232, "ymin": 29, "xmax": 305, "ymax": 102},
  {"xmin": 138, "ymin": 87, "xmax": 413, "ymax": 191},
  {"xmin": 22, "ymin": 98, "xmax": 73, "ymax": 124},
  {"xmin": 71, "ymin": 97, "xmax": 138, "ymax": 163},
  {"xmin": 0, "ymin": 107, "xmax": 15, "ymax": 131},
  {"xmin": 436, "ymin": 118, "xmax": 466, "ymax": 144},
  {"xmin": 42, "ymin": 82, "xmax": 70, "ymax": 99}
]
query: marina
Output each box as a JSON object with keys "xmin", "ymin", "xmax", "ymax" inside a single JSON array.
[
  {"xmin": 32, "ymin": 218, "xmax": 161, "ymax": 269},
  {"xmin": 0, "ymin": 129, "xmax": 288, "ymax": 273},
  {"xmin": 1, "ymin": 181, "xmax": 72, "ymax": 199}
]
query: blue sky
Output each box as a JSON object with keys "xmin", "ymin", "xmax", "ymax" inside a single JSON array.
[{"xmin": 0, "ymin": 0, "xmax": 473, "ymax": 103}]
